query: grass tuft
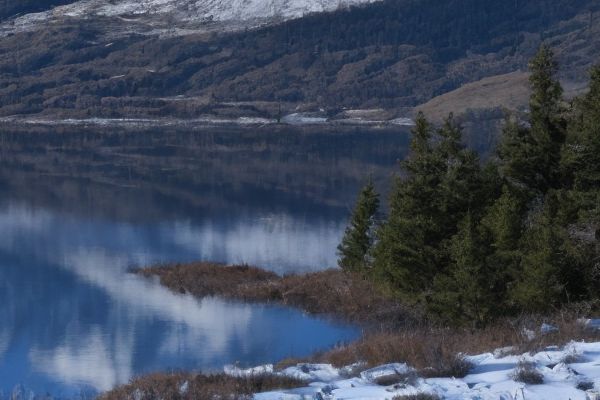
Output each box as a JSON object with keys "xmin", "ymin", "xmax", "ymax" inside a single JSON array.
[
  {"xmin": 374, "ymin": 371, "xmax": 418, "ymax": 387},
  {"xmin": 576, "ymin": 380, "xmax": 594, "ymax": 391},
  {"xmin": 393, "ymin": 393, "xmax": 441, "ymax": 400},
  {"xmin": 511, "ymin": 361, "xmax": 544, "ymax": 385}
]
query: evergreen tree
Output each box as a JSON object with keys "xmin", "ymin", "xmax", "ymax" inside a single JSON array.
[
  {"xmin": 373, "ymin": 112, "xmax": 443, "ymax": 295},
  {"xmin": 509, "ymin": 194, "xmax": 579, "ymax": 312},
  {"xmin": 337, "ymin": 179, "xmax": 380, "ymax": 272},
  {"xmin": 499, "ymin": 45, "xmax": 565, "ymax": 194},
  {"xmin": 429, "ymin": 212, "xmax": 494, "ymax": 326},
  {"xmin": 559, "ymin": 65, "xmax": 600, "ymax": 297},
  {"xmin": 497, "ymin": 115, "xmax": 537, "ymax": 191},
  {"xmin": 481, "ymin": 186, "xmax": 524, "ymax": 260},
  {"xmin": 434, "ymin": 114, "xmax": 485, "ymax": 237},
  {"xmin": 374, "ymin": 113, "xmax": 486, "ymax": 297},
  {"xmin": 479, "ymin": 185, "xmax": 525, "ymax": 311},
  {"xmin": 562, "ymin": 65, "xmax": 600, "ymax": 194},
  {"xmin": 527, "ymin": 44, "xmax": 566, "ymax": 191}
]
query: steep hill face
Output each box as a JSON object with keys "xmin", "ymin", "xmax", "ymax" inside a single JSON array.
[{"xmin": 0, "ymin": 0, "xmax": 599, "ymax": 121}]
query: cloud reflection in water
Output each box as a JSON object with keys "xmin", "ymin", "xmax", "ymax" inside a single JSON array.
[{"xmin": 0, "ymin": 203, "xmax": 358, "ymax": 394}]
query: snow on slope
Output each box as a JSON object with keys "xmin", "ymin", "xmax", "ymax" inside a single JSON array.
[
  {"xmin": 1, "ymin": 0, "xmax": 379, "ymax": 37},
  {"xmin": 223, "ymin": 338, "xmax": 600, "ymax": 400}
]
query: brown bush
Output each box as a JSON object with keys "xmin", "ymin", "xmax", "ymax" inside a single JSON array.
[
  {"xmin": 511, "ymin": 361, "xmax": 544, "ymax": 385},
  {"xmin": 100, "ymin": 372, "xmax": 306, "ymax": 400},
  {"xmin": 393, "ymin": 394, "xmax": 441, "ymax": 400}
]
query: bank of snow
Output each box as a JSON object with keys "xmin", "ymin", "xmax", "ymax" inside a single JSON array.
[{"xmin": 225, "ymin": 339, "xmax": 600, "ymax": 400}]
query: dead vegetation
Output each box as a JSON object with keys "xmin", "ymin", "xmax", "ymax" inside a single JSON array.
[
  {"xmin": 99, "ymin": 372, "xmax": 306, "ymax": 400},
  {"xmin": 276, "ymin": 312, "xmax": 600, "ymax": 378},
  {"xmin": 137, "ymin": 262, "xmax": 411, "ymax": 327},
  {"xmin": 511, "ymin": 361, "xmax": 544, "ymax": 384},
  {"xmin": 393, "ymin": 394, "xmax": 441, "ymax": 400}
]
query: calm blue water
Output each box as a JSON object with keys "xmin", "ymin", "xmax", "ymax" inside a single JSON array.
[{"xmin": 0, "ymin": 128, "xmax": 409, "ymax": 397}]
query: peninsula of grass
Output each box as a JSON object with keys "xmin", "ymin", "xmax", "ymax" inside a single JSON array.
[{"xmin": 136, "ymin": 262, "xmax": 410, "ymax": 328}]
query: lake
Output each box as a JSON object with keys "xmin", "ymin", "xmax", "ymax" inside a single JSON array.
[{"xmin": 0, "ymin": 125, "xmax": 410, "ymax": 398}]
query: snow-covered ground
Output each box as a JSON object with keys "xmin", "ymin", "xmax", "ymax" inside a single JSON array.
[
  {"xmin": 225, "ymin": 337, "xmax": 600, "ymax": 399},
  {"xmin": 1, "ymin": 0, "xmax": 380, "ymax": 37}
]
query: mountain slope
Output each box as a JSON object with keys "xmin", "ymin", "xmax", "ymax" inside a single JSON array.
[
  {"xmin": 1, "ymin": 0, "xmax": 379, "ymax": 38},
  {"xmin": 0, "ymin": 0, "xmax": 599, "ymax": 121}
]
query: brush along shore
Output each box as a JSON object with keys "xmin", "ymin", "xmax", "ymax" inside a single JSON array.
[{"xmin": 99, "ymin": 262, "xmax": 600, "ymax": 400}]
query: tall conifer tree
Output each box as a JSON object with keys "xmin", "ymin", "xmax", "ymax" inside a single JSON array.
[
  {"xmin": 337, "ymin": 179, "xmax": 380, "ymax": 272},
  {"xmin": 499, "ymin": 45, "xmax": 565, "ymax": 195},
  {"xmin": 373, "ymin": 112, "xmax": 443, "ymax": 295}
]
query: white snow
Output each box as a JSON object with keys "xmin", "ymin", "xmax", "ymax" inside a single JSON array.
[
  {"xmin": 282, "ymin": 113, "xmax": 328, "ymax": 125},
  {"xmin": 224, "ymin": 364, "xmax": 275, "ymax": 377},
  {"xmin": 1, "ymin": 0, "xmax": 381, "ymax": 37},
  {"xmin": 245, "ymin": 341, "xmax": 600, "ymax": 400}
]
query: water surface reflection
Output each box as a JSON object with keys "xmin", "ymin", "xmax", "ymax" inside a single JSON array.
[{"xmin": 0, "ymin": 127, "xmax": 410, "ymax": 396}]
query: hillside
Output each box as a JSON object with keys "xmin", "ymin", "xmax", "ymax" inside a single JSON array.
[{"xmin": 0, "ymin": 0, "xmax": 599, "ymax": 122}]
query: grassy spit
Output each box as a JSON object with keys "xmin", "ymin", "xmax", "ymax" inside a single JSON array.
[
  {"xmin": 136, "ymin": 262, "xmax": 412, "ymax": 328},
  {"xmin": 101, "ymin": 262, "xmax": 600, "ymax": 399}
]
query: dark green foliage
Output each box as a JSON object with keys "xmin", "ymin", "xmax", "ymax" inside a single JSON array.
[
  {"xmin": 498, "ymin": 116, "xmax": 538, "ymax": 191},
  {"xmin": 434, "ymin": 114, "xmax": 485, "ymax": 234},
  {"xmin": 373, "ymin": 113, "xmax": 443, "ymax": 295},
  {"xmin": 342, "ymin": 49, "xmax": 600, "ymax": 324},
  {"xmin": 499, "ymin": 45, "xmax": 566, "ymax": 195},
  {"xmin": 562, "ymin": 65, "xmax": 600, "ymax": 204},
  {"xmin": 510, "ymin": 196, "xmax": 571, "ymax": 311},
  {"xmin": 429, "ymin": 213, "xmax": 495, "ymax": 325},
  {"xmin": 337, "ymin": 179, "xmax": 380, "ymax": 272},
  {"xmin": 527, "ymin": 45, "xmax": 566, "ymax": 191},
  {"xmin": 373, "ymin": 113, "xmax": 486, "ymax": 297}
]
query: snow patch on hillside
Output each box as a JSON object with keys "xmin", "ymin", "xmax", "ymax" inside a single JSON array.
[{"xmin": 1, "ymin": 0, "xmax": 380, "ymax": 37}]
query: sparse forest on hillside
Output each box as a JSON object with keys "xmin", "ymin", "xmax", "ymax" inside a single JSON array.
[{"xmin": 0, "ymin": 0, "xmax": 599, "ymax": 118}]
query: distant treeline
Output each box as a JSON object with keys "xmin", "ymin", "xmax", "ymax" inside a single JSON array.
[{"xmin": 338, "ymin": 46, "xmax": 600, "ymax": 325}]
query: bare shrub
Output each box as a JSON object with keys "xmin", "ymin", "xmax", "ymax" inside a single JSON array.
[
  {"xmin": 374, "ymin": 370, "xmax": 418, "ymax": 387},
  {"xmin": 576, "ymin": 380, "xmax": 594, "ymax": 391},
  {"xmin": 511, "ymin": 361, "xmax": 544, "ymax": 384},
  {"xmin": 393, "ymin": 393, "xmax": 441, "ymax": 400},
  {"xmin": 562, "ymin": 352, "xmax": 586, "ymax": 364}
]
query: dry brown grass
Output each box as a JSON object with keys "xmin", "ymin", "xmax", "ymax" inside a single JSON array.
[
  {"xmin": 277, "ymin": 312, "xmax": 600, "ymax": 378},
  {"xmin": 393, "ymin": 394, "xmax": 441, "ymax": 400},
  {"xmin": 137, "ymin": 262, "xmax": 412, "ymax": 326},
  {"xmin": 99, "ymin": 372, "xmax": 306, "ymax": 400},
  {"xmin": 511, "ymin": 361, "xmax": 544, "ymax": 384}
]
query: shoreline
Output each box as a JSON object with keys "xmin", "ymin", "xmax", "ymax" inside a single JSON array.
[{"xmin": 98, "ymin": 261, "xmax": 600, "ymax": 399}]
